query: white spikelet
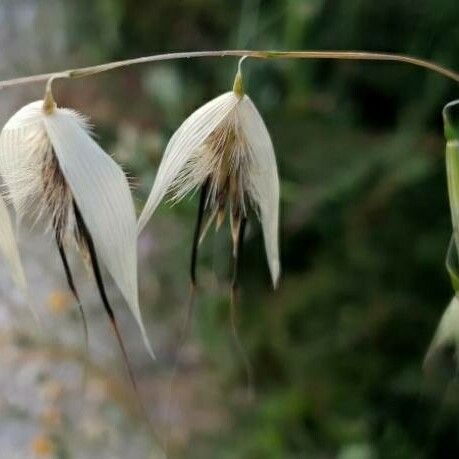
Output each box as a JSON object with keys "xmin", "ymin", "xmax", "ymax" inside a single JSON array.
[
  {"xmin": 0, "ymin": 101, "xmax": 154, "ymax": 358},
  {"xmin": 138, "ymin": 62, "xmax": 281, "ymax": 287}
]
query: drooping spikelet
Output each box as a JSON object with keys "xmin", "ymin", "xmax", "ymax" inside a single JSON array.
[
  {"xmin": 138, "ymin": 63, "xmax": 280, "ymax": 287},
  {"xmin": 0, "ymin": 100, "xmax": 154, "ymax": 358}
]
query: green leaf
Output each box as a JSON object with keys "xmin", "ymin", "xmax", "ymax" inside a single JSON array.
[{"xmin": 446, "ymin": 236, "xmax": 459, "ymax": 292}]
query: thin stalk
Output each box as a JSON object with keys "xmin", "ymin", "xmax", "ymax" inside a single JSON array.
[{"xmin": 0, "ymin": 50, "xmax": 459, "ymax": 90}]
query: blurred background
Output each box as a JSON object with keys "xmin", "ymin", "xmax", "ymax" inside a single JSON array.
[{"xmin": 0, "ymin": 0, "xmax": 459, "ymax": 458}]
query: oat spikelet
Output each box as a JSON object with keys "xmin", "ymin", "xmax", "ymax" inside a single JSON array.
[
  {"xmin": 139, "ymin": 61, "xmax": 280, "ymax": 287},
  {"xmin": 0, "ymin": 100, "xmax": 154, "ymax": 358}
]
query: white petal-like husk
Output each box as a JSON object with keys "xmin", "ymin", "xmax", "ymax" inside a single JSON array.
[
  {"xmin": 44, "ymin": 108, "xmax": 155, "ymax": 358},
  {"xmin": 138, "ymin": 91, "xmax": 239, "ymax": 232},
  {"xmin": 0, "ymin": 101, "xmax": 53, "ymax": 323},
  {"xmin": 2, "ymin": 100, "xmax": 44, "ymax": 129},
  {"xmin": 0, "ymin": 101, "xmax": 48, "ymax": 220},
  {"xmin": 237, "ymin": 95, "xmax": 280, "ymax": 287},
  {"xmin": 0, "ymin": 192, "xmax": 28, "ymax": 298}
]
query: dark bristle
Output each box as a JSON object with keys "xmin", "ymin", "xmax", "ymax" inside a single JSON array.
[
  {"xmin": 229, "ymin": 216, "xmax": 254, "ymax": 400},
  {"xmin": 72, "ymin": 201, "xmax": 163, "ymax": 448},
  {"xmin": 73, "ymin": 203, "xmax": 115, "ymax": 321},
  {"xmin": 55, "ymin": 234, "xmax": 89, "ymax": 388},
  {"xmin": 72, "ymin": 201, "xmax": 152, "ymax": 425},
  {"xmin": 190, "ymin": 178, "xmax": 209, "ymax": 286}
]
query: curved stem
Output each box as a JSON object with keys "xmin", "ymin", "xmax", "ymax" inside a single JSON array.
[{"xmin": 0, "ymin": 50, "xmax": 458, "ymax": 90}]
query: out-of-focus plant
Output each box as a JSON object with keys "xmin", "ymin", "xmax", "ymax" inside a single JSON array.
[{"xmin": 425, "ymin": 101, "xmax": 459, "ymax": 369}]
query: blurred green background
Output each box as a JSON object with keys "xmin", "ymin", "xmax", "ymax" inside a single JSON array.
[{"xmin": 1, "ymin": 0, "xmax": 459, "ymax": 458}]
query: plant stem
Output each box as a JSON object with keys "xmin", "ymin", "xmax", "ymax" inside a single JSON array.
[{"xmin": 0, "ymin": 50, "xmax": 458, "ymax": 90}]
